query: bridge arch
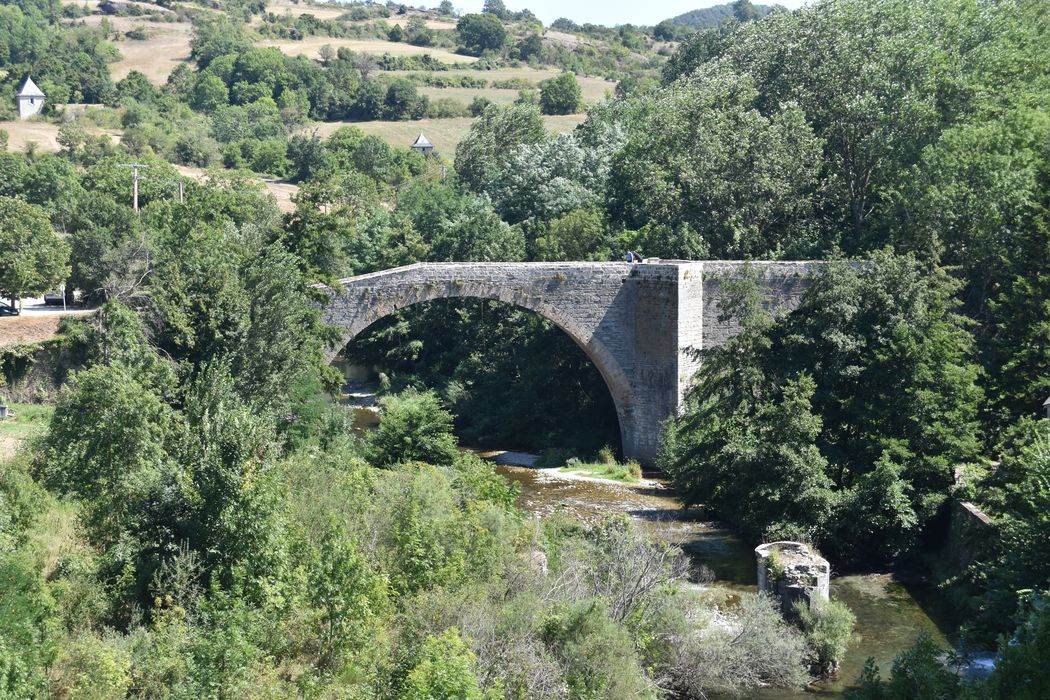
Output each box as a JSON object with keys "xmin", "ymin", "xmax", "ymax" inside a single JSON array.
[
  {"xmin": 320, "ymin": 260, "xmax": 823, "ymax": 465},
  {"xmin": 323, "ymin": 264, "xmax": 636, "ymax": 454}
]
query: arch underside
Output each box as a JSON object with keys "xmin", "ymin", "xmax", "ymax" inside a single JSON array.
[{"xmin": 330, "ymin": 283, "xmax": 634, "ymax": 454}]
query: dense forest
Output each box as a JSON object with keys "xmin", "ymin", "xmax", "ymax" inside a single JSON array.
[{"xmin": 1, "ymin": 0, "xmax": 1049, "ymax": 697}]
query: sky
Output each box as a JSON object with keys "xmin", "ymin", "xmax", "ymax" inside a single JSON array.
[{"xmin": 448, "ymin": 0, "xmax": 810, "ymax": 27}]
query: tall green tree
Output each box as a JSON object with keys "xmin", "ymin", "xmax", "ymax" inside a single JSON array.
[
  {"xmin": 456, "ymin": 13, "xmax": 507, "ymax": 56},
  {"xmin": 0, "ymin": 197, "xmax": 69, "ymax": 308}
]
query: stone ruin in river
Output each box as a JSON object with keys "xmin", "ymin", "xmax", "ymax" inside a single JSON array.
[{"xmin": 755, "ymin": 541, "xmax": 830, "ymax": 618}]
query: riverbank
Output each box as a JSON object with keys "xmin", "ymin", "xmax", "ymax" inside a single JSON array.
[{"xmin": 475, "ymin": 449, "xmax": 663, "ymax": 488}]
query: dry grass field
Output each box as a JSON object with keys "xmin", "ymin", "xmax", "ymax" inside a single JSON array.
[
  {"xmin": 396, "ymin": 68, "xmax": 615, "ymax": 104},
  {"xmin": 64, "ymin": 14, "xmax": 193, "ymax": 84},
  {"xmin": 310, "ymin": 113, "xmax": 587, "ymax": 152},
  {"xmin": 417, "ymin": 75, "xmax": 614, "ymax": 109},
  {"xmin": 175, "ymin": 165, "xmax": 300, "ymax": 213},
  {"xmin": 268, "ymin": 0, "xmax": 349, "ymax": 21},
  {"xmin": 257, "ymin": 36, "xmax": 475, "ymax": 63},
  {"xmin": 382, "ymin": 16, "xmax": 457, "ymax": 30},
  {"xmin": 111, "ymin": 24, "xmax": 194, "ymax": 84},
  {"xmin": 0, "ymin": 119, "xmax": 121, "ymax": 153}
]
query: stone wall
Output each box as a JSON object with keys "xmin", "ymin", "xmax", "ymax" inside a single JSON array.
[
  {"xmin": 321, "ymin": 260, "xmax": 826, "ymax": 464},
  {"xmin": 946, "ymin": 500, "xmax": 996, "ymax": 570}
]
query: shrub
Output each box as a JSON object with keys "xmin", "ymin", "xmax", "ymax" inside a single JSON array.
[
  {"xmin": 468, "ymin": 96, "xmax": 492, "ymax": 116},
  {"xmin": 365, "ymin": 390, "xmax": 459, "ymax": 467},
  {"xmin": 400, "ymin": 628, "xmax": 485, "ymax": 700},
  {"xmin": 667, "ymin": 593, "xmax": 809, "ymax": 695},
  {"xmin": 542, "ymin": 600, "xmax": 651, "ymax": 698},
  {"xmin": 536, "ymin": 447, "xmax": 575, "ymax": 468},
  {"xmin": 626, "ymin": 460, "xmax": 642, "ymax": 480},
  {"xmin": 796, "ymin": 598, "xmax": 856, "ymax": 676},
  {"xmin": 596, "ymin": 445, "xmax": 615, "ymax": 465}
]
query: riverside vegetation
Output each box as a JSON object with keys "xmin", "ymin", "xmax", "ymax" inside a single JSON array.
[{"xmin": 1, "ymin": 0, "xmax": 1050, "ymax": 697}]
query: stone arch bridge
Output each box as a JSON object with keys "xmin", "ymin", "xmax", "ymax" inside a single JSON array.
[{"xmin": 320, "ymin": 260, "xmax": 822, "ymax": 465}]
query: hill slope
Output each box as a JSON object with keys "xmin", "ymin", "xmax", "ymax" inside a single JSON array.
[{"xmin": 666, "ymin": 2, "xmax": 781, "ymax": 27}]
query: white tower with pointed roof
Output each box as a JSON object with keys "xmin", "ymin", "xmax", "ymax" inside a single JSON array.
[
  {"xmin": 17, "ymin": 76, "xmax": 45, "ymax": 120},
  {"xmin": 410, "ymin": 132, "xmax": 433, "ymax": 157}
]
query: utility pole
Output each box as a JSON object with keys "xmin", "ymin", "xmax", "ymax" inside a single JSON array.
[{"xmin": 121, "ymin": 163, "xmax": 149, "ymax": 213}]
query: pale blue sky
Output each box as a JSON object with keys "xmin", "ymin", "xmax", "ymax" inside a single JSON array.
[{"xmin": 446, "ymin": 0, "xmax": 810, "ymax": 27}]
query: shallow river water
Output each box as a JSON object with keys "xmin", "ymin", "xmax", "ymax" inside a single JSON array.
[{"xmin": 491, "ymin": 462, "xmax": 954, "ymax": 698}]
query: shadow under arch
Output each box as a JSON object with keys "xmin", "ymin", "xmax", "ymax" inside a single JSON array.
[{"xmin": 322, "ymin": 267, "xmax": 633, "ymax": 456}]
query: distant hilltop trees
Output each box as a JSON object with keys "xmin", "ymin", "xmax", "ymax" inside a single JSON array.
[{"xmin": 665, "ymin": 0, "xmax": 782, "ymax": 29}]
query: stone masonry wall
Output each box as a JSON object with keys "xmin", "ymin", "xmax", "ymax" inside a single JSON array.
[{"xmin": 321, "ymin": 260, "xmax": 825, "ymax": 465}]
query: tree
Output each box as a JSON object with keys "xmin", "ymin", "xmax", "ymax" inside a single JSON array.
[
  {"xmin": 516, "ymin": 32, "xmax": 542, "ymax": 61},
  {"xmin": 534, "ymin": 208, "xmax": 614, "ymax": 261},
  {"xmin": 287, "ymin": 131, "xmax": 331, "ymax": 183},
  {"xmin": 437, "ymin": 0, "xmax": 454, "ymax": 15},
  {"xmin": 456, "ymin": 13, "xmax": 506, "ymax": 56},
  {"xmin": 661, "ymin": 253, "xmax": 983, "ymax": 563},
  {"xmin": 732, "ymin": 0, "xmax": 760, "ymax": 22},
  {"xmin": 966, "ymin": 419, "xmax": 1050, "ymax": 637},
  {"xmin": 539, "ymin": 72, "xmax": 582, "ymax": 115},
  {"xmin": 364, "ymin": 390, "xmax": 459, "ymax": 467},
  {"xmin": 607, "ymin": 66, "xmax": 823, "ymax": 259},
  {"xmin": 481, "ymin": 0, "xmax": 509, "ymax": 20},
  {"xmin": 0, "ymin": 197, "xmax": 70, "ymax": 308},
  {"xmin": 454, "ymin": 103, "xmax": 545, "ymax": 192}
]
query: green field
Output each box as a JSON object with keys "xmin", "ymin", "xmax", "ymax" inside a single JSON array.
[{"xmin": 312, "ymin": 113, "xmax": 588, "ymax": 152}]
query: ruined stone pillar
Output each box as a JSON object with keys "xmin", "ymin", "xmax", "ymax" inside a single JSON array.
[{"xmin": 755, "ymin": 541, "xmax": 830, "ymax": 617}]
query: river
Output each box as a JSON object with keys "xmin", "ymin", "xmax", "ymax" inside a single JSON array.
[
  {"xmin": 490, "ymin": 460, "xmax": 954, "ymax": 698},
  {"xmin": 339, "ymin": 368, "xmax": 957, "ymax": 697}
]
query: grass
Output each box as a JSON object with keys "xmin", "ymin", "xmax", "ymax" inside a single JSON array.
[
  {"xmin": 313, "ymin": 113, "xmax": 587, "ymax": 152},
  {"xmin": 0, "ymin": 403, "xmax": 53, "ymax": 463},
  {"xmin": 559, "ymin": 460, "xmax": 644, "ymax": 484},
  {"xmin": 0, "ymin": 403, "xmax": 54, "ymax": 441}
]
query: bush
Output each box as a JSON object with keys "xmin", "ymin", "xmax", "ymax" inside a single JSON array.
[
  {"xmin": 626, "ymin": 460, "xmax": 642, "ymax": 480},
  {"xmin": 365, "ymin": 390, "xmax": 459, "ymax": 467},
  {"xmin": 796, "ymin": 598, "xmax": 856, "ymax": 677},
  {"xmin": 536, "ymin": 447, "xmax": 576, "ymax": 468},
  {"xmin": 539, "ymin": 72, "xmax": 582, "ymax": 115},
  {"xmin": 667, "ymin": 593, "xmax": 810, "ymax": 695},
  {"xmin": 542, "ymin": 600, "xmax": 651, "ymax": 698},
  {"xmin": 399, "ymin": 628, "xmax": 485, "ymax": 700},
  {"xmin": 468, "ymin": 96, "xmax": 492, "ymax": 116}
]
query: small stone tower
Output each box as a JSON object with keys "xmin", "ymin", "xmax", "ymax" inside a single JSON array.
[
  {"xmin": 410, "ymin": 132, "xmax": 433, "ymax": 157},
  {"xmin": 17, "ymin": 76, "xmax": 45, "ymax": 120},
  {"xmin": 755, "ymin": 541, "xmax": 830, "ymax": 618}
]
